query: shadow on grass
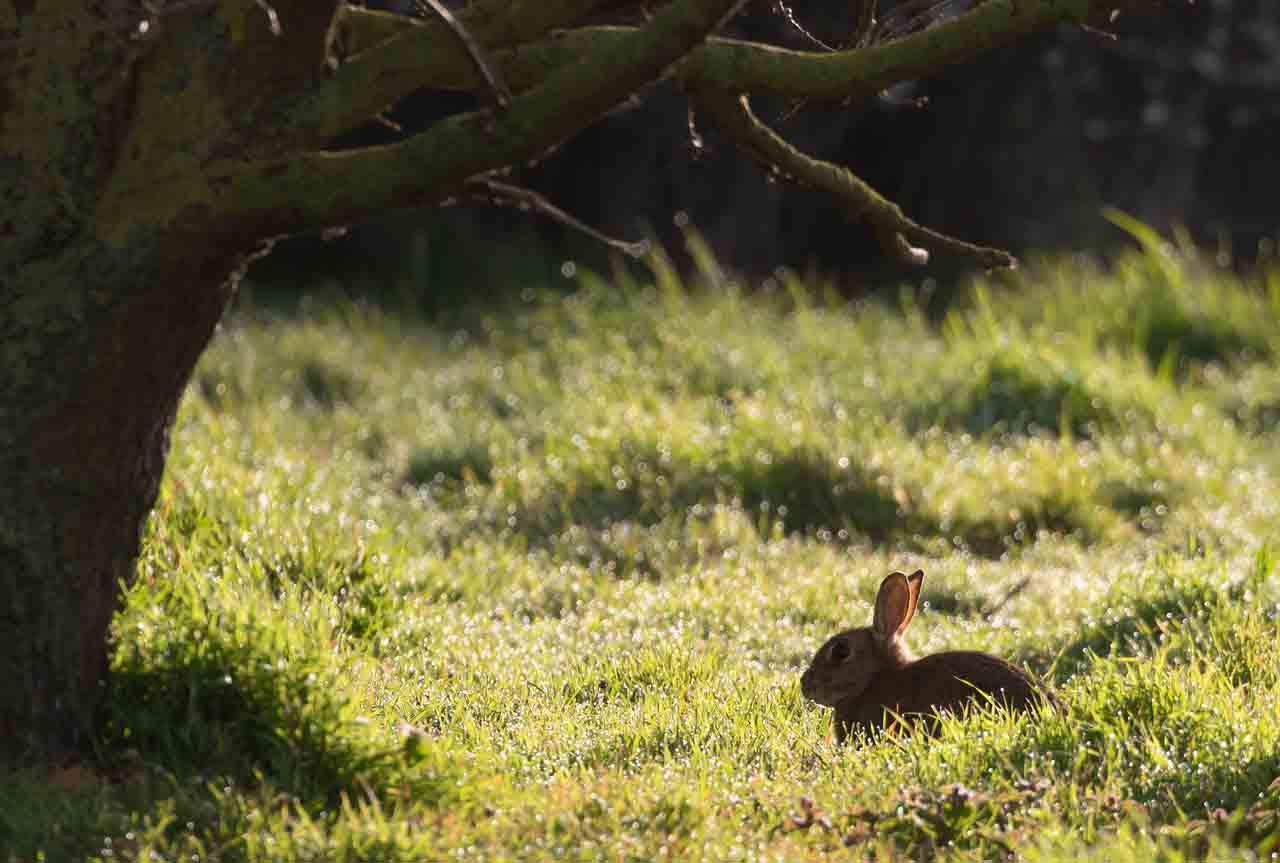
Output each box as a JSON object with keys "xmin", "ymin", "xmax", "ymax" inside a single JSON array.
[
  {"xmin": 1228, "ymin": 397, "xmax": 1280, "ymax": 437},
  {"xmin": 911, "ymin": 356, "xmax": 1121, "ymax": 439},
  {"xmin": 1097, "ymin": 480, "xmax": 1170, "ymax": 518},
  {"xmin": 503, "ymin": 447, "xmax": 1105, "ymax": 564},
  {"xmin": 0, "ymin": 649, "xmax": 456, "ymax": 862},
  {"xmin": 478, "ymin": 448, "xmax": 902, "ymax": 544},
  {"xmin": 1032, "ymin": 562, "xmax": 1247, "ymax": 682},
  {"xmin": 103, "ymin": 634, "xmax": 454, "ymax": 811},
  {"xmin": 195, "ymin": 350, "xmax": 366, "ymax": 411},
  {"xmin": 732, "ymin": 452, "xmax": 904, "ymax": 539},
  {"xmin": 405, "ymin": 443, "xmax": 494, "ymax": 486},
  {"xmin": 297, "ymin": 357, "xmax": 363, "ymax": 408},
  {"xmin": 1034, "ymin": 595, "xmax": 1198, "ymax": 681},
  {"xmin": 1130, "ymin": 285, "xmax": 1272, "ymax": 372}
]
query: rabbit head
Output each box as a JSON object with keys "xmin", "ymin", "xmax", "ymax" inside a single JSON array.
[{"xmin": 800, "ymin": 569, "xmax": 924, "ymax": 707}]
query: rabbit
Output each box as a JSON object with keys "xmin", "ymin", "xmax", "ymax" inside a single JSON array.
[{"xmin": 800, "ymin": 569, "xmax": 1057, "ymax": 743}]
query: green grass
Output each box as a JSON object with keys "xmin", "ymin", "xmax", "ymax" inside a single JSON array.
[{"xmin": 5, "ymin": 243, "xmax": 1280, "ymax": 861}]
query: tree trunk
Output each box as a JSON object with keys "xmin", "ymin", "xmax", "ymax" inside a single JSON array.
[
  {"xmin": 0, "ymin": 231, "xmax": 244, "ymax": 763},
  {"xmin": 1, "ymin": 1, "xmax": 262, "ymax": 765}
]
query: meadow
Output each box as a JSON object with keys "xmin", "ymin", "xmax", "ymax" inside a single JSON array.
[{"xmin": 5, "ymin": 230, "xmax": 1280, "ymax": 861}]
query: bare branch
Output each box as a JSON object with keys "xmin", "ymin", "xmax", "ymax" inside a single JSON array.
[
  {"xmin": 689, "ymin": 85, "xmax": 1016, "ymax": 268},
  {"xmin": 850, "ymin": 0, "xmax": 878, "ymax": 48},
  {"xmin": 412, "ymin": 0, "xmax": 510, "ymax": 108},
  {"xmin": 223, "ymin": 0, "xmax": 746, "ymax": 235},
  {"xmin": 982, "ymin": 575, "xmax": 1033, "ymax": 620},
  {"xmin": 871, "ymin": 0, "xmax": 969, "ymax": 43},
  {"xmin": 254, "ymin": 0, "xmax": 281, "ymax": 36},
  {"xmin": 770, "ymin": 1, "xmax": 836, "ymax": 52},
  {"xmin": 463, "ymin": 179, "xmax": 649, "ymax": 257}
]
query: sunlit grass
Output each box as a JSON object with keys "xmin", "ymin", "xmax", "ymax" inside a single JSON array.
[{"xmin": 4, "ymin": 245, "xmax": 1279, "ymax": 861}]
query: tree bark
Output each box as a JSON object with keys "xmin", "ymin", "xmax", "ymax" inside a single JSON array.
[
  {"xmin": 0, "ymin": 236, "xmax": 243, "ymax": 763},
  {"xmin": 0, "ymin": 1, "xmax": 260, "ymax": 763}
]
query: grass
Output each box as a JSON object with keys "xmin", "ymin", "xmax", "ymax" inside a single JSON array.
[{"xmin": 5, "ymin": 240, "xmax": 1280, "ymax": 861}]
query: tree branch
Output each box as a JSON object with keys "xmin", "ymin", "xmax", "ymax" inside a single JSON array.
[
  {"xmin": 683, "ymin": 0, "xmax": 1158, "ymax": 100},
  {"xmin": 398, "ymin": 0, "xmax": 1161, "ymax": 103},
  {"xmin": 284, "ymin": 0, "xmax": 611, "ymax": 146},
  {"xmin": 461, "ymin": 179, "xmax": 649, "ymax": 257},
  {"xmin": 690, "ymin": 85, "xmax": 1016, "ymax": 268},
  {"xmin": 336, "ymin": 7, "xmax": 410, "ymax": 55},
  {"xmin": 286, "ymin": 0, "xmax": 1158, "ymax": 155},
  {"xmin": 223, "ymin": 0, "xmax": 746, "ymax": 235},
  {"xmin": 412, "ymin": 0, "xmax": 510, "ymax": 108}
]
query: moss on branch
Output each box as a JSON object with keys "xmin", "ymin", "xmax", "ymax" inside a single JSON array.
[
  {"xmin": 223, "ymin": 0, "xmax": 745, "ymax": 234},
  {"xmin": 287, "ymin": 0, "xmax": 609, "ymax": 147},
  {"xmin": 326, "ymin": 0, "xmax": 1154, "ymax": 107},
  {"xmin": 679, "ymin": 0, "xmax": 1137, "ymax": 101},
  {"xmin": 209, "ymin": 0, "xmax": 1163, "ymax": 267},
  {"xmin": 689, "ymin": 86, "xmax": 1016, "ymax": 268}
]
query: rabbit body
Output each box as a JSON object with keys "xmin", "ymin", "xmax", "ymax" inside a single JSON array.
[
  {"xmin": 833, "ymin": 650, "xmax": 1047, "ymax": 742},
  {"xmin": 801, "ymin": 570, "xmax": 1055, "ymax": 743}
]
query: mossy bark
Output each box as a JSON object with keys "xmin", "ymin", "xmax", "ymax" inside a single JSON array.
[
  {"xmin": 0, "ymin": 238, "xmax": 241, "ymax": 764},
  {"xmin": 0, "ymin": 1, "xmax": 273, "ymax": 764}
]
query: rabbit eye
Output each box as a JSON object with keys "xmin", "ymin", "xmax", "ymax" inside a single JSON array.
[{"xmin": 829, "ymin": 639, "xmax": 850, "ymax": 662}]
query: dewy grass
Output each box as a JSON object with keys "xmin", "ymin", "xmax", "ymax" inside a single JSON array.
[{"xmin": 4, "ymin": 247, "xmax": 1280, "ymax": 861}]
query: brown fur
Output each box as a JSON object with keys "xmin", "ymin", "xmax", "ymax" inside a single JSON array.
[{"xmin": 800, "ymin": 570, "xmax": 1057, "ymax": 743}]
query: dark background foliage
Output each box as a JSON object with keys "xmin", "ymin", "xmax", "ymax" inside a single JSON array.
[{"xmin": 250, "ymin": 0, "xmax": 1280, "ymax": 300}]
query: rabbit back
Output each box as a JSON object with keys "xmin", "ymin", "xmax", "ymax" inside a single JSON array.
[{"xmin": 833, "ymin": 650, "xmax": 1054, "ymax": 742}]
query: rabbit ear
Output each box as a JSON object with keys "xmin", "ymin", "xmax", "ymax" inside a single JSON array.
[
  {"xmin": 906, "ymin": 569, "xmax": 924, "ymax": 616},
  {"xmin": 873, "ymin": 571, "xmax": 921, "ymax": 645}
]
